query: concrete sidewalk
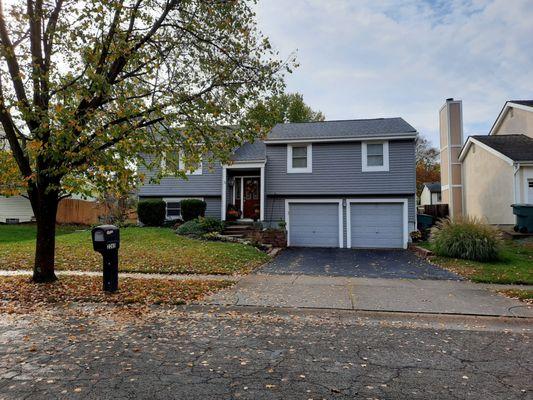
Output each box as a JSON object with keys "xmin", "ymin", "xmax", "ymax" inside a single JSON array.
[{"xmin": 204, "ymin": 274, "xmax": 533, "ymax": 318}]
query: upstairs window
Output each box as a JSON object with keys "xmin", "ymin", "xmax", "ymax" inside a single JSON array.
[
  {"xmin": 362, "ymin": 141, "xmax": 389, "ymax": 172},
  {"xmin": 179, "ymin": 151, "xmax": 202, "ymax": 175},
  {"xmin": 287, "ymin": 144, "xmax": 312, "ymax": 173}
]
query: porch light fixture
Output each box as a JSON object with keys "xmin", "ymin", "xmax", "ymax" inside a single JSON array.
[{"xmin": 228, "ymin": 177, "xmax": 235, "ymax": 187}]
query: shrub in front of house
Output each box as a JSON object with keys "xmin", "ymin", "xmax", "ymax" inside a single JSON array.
[
  {"xmin": 180, "ymin": 199, "xmax": 207, "ymax": 221},
  {"xmin": 198, "ymin": 216, "xmax": 225, "ymax": 233},
  {"xmin": 430, "ymin": 216, "xmax": 501, "ymax": 261},
  {"xmin": 176, "ymin": 217, "xmax": 224, "ymax": 236},
  {"xmin": 137, "ymin": 200, "xmax": 166, "ymax": 227}
]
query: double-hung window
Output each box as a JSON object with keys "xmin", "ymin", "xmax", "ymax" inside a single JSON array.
[
  {"xmin": 162, "ymin": 197, "xmax": 203, "ymax": 220},
  {"xmin": 362, "ymin": 141, "xmax": 389, "ymax": 172},
  {"xmin": 178, "ymin": 151, "xmax": 202, "ymax": 175},
  {"xmin": 287, "ymin": 144, "xmax": 312, "ymax": 173}
]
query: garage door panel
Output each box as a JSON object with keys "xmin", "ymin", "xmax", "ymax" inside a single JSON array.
[
  {"xmin": 350, "ymin": 203, "xmax": 403, "ymax": 249},
  {"xmin": 289, "ymin": 203, "xmax": 339, "ymax": 247}
]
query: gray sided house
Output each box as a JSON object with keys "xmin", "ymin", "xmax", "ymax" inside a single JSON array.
[{"xmin": 139, "ymin": 118, "xmax": 418, "ymax": 249}]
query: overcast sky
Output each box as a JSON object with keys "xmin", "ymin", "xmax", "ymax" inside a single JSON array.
[{"xmin": 256, "ymin": 0, "xmax": 533, "ymax": 145}]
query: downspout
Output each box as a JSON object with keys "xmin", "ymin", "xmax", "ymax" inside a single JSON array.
[{"xmin": 513, "ymin": 163, "xmax": 521, "ymax": 204}]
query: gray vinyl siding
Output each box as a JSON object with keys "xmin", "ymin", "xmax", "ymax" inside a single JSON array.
[
  {"xmin": 138, "ymin": 196, "xmax": 221, "ymax": 219},
  {"xmin": 138, "ymin": 158, "xmax": 222, "ymax": 197},
  {"xmin": 265, "ymin": 140, "xmax": 415, "ymax": 195}
]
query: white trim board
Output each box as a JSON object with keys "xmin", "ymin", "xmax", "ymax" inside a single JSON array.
[
  {"xmin": 346, "ymin": 198, "xmax": 409, "ymax": 249},
  {"xmin": 284, "ymin": 199, "xmax": 344, "ymax": 248}
]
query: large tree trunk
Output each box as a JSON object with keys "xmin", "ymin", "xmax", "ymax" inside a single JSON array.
[{"xmin": 32, "ymin": 191, "xmax": 59, "ymax": 283}]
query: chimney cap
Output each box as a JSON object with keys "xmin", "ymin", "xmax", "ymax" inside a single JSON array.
[{"xmin": 446, "ymin": 97, "xmax": 454, "ymax": 102}]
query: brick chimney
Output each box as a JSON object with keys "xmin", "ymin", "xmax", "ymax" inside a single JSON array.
[{"xmin": 439, "ymin": 98, "xmax": 463, "ymax": 218}]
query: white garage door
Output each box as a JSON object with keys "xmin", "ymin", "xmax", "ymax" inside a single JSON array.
[
  {"xmin": 349, "ymin": 203, "xmax": 404, "ymax": 248},
  {"xmin": 288, "ymin": 203, "xmax": 340, "ymax": 247}
]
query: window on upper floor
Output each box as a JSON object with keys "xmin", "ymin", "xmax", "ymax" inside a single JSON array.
[
  {"xmin": 362, "ymin": 141, "xmax": 389, "ymax": 172},
  {"xmin": 178, "ymin": 151, "xmax": 202, "ymax": 175},
  {"xmin": 287, "ymin": 144, "xmax": 312, "ymax": 173}
]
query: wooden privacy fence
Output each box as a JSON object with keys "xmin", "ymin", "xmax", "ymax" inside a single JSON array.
[
  {"xmin": 56, "ymin": 199, "xmax": 108, "ymax": 225},
  {"xmin": 422, "ymin": 204, "xmax": 449, "ymax": 220}
]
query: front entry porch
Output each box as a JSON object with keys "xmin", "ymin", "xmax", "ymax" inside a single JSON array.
[{"xmin": 221, "ymin": 163, "xmax": 265, "ymax": 222}]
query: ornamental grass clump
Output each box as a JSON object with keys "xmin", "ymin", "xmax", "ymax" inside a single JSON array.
[{"xmin": 430, "ymin": 217, "xmax": 501, "ymax": 262}]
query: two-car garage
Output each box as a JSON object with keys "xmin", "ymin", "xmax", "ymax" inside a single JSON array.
[{"xmin": 285, "ymin": 199, "xmax": 408, "ymax": 249}]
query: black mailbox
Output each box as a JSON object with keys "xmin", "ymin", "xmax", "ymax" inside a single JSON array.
[{"xmin": 91, "ymin": 225, "xmax": 120, "ymax": 292}]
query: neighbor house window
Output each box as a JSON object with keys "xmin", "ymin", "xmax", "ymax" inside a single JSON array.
[
  {"xmin": 362, "ymin": 141, "xmax": 389, "ymax": 172},
  {"xmin": 287, "ymin": 144, "xmax": 312, "ymax": 173},
  {"xmin": 163, "ymin": 197, "xmax": 203, "ymax": 220}
]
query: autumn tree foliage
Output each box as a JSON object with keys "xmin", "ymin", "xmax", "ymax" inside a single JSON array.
[
  {"xmin": 415, "ymin": 135, "xmax": 440, "ymax": 196},
  {"xmin": 0, "ymin": 0, "xmax": 291, "ymax": 282},
  {"xmin": 247, "ymin": 92, "xmax": 325, "ymax": 128}
]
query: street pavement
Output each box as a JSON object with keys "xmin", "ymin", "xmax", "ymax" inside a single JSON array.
[{"xmin": 0, "ymin": 305, "xmax": 531, "ymax": 400}]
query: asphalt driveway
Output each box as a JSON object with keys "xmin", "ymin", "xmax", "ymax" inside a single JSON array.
[{"xmin": 258, "ymin": 247, "xmax": 461, "ymax": 280}]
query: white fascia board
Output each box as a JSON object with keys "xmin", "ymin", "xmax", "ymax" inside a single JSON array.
[
  {"xmin": 222, "ymin": 162, "xmax": 266, "ymax": 169},
  {"xmin": 264, "ymin": 133, "xmax": 417, "ymax": 144},
  {"xmin": 458, "ymin": 137, "xmax": 514, "ymax": 165}
]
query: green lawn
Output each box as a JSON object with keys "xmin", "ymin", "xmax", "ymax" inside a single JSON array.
[
  {"xmin": 420, "ymin": 240, "xmax": 533, "ymax": 285},
  {"xmin": 0, "ymin": 224, "xmax": 269, "ymax": 275}
]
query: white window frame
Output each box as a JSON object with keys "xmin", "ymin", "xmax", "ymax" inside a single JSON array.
[
  {"xmin": 178, "ymin": 151, "xmax": 202, "ymax": 175},
  {"xmin": 287, "ymin": 144, "xmax": 312, "ymax": 173},
  {"xmin": 362, "ymin": 141, "xmax": 389, "ymax": 172},
  {"xmin": 162, "ymin": 197, "xmax": 204, "ymax": 220}
]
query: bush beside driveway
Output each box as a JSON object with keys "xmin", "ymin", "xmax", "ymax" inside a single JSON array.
[
  {"xmin": 420, "ymin": 240, "xmax": 533, "ymax": 285},
  {"xmin": 0, "ymin": 225, "xmax": 269, "ymax": 275}
]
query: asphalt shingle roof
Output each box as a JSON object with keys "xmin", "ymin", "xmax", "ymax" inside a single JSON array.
[
  {"xmin": 265, "ymin": 118, "xmax": 417, "ymax": 141},
  {"xmin": 471, "ymin": 134, "xmax": 533, "ymax": 162},
  {"xmin": 424, "ymin": 182, "xmax": 441, "ymax": 193},
  {"xmin": 231, "ymin": 140, "xmax": 266, "ymax": 162},
  {"xmin": 509, "ymin": 100, "xmax": 533, "ymax": 107}
]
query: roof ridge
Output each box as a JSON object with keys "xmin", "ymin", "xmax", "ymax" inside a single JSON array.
[{"xmin": 274, "ymin": 117, "xmax": 405, "ymax": 125}]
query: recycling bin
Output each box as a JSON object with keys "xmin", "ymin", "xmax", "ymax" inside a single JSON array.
[{"xmin": 511, "ymin": 204, "xmax": 533, "ymax": 233}]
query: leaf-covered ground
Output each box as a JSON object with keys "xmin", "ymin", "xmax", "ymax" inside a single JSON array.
[
  {"xmin": 420, "ymin": 240, "xmax": 533, "ymax": 285},
  {"xmin": 0, "ymin": 275, "xmax": 233, "ymax": 313},
  {"xmin": 0, "ymin": 225, "xmax": 269, "ymax": 275},
  {"xmin": 498, "ymin": 289, "xmax": 533, "ymax": 304}
]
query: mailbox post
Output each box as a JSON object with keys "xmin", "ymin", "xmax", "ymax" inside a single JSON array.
[{"xmin": 91, "ymin": 225, "xmax": 120, "ymax": 292}]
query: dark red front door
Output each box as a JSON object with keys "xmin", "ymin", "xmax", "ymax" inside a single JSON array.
[{"xmin": 242, "ymin": 177, "xmax": 260, "ymax": 219}]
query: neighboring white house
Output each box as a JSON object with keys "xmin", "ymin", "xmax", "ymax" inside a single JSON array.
[
  {"xmin": 420, "ymin": 182, "xmax": 441, "ymax": 206},
  {"xmin": 440, "ymin": 99, "xmax": 533, "ymax": 226},
  {"xmin": 0, "ymin": 193, "xmax": 98, "ymax": 223},
  {"xmin": 0, "ymin": 195, "xmax": 35, "ymax": 223}
]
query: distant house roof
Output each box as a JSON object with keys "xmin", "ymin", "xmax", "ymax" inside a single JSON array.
[
  {"xmin": 265, "ymin": 118, "xmax": 417, "ymax": 142},
  {"xmin": 461, "ymin": 134, "xmax": 533, "ymax": 163},
  {"xmin": 423, "ymin": 182, "xmax": 441, "ymax": 193},
  {"xmin": 231, "ymin": 140, "xmax": 266, "ymax": 162},
  {"xmin": 509, "ymin": 100, "xmax": 533, "ymax": 107},
  {"xmin": 489, "ymin": 100, "xmax": 533, "ymax": 135}
]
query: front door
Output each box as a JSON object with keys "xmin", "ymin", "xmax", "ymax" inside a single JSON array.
[{"xmin": 242, "ymin": 177, "xmax": 260, "ymax": 219}]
